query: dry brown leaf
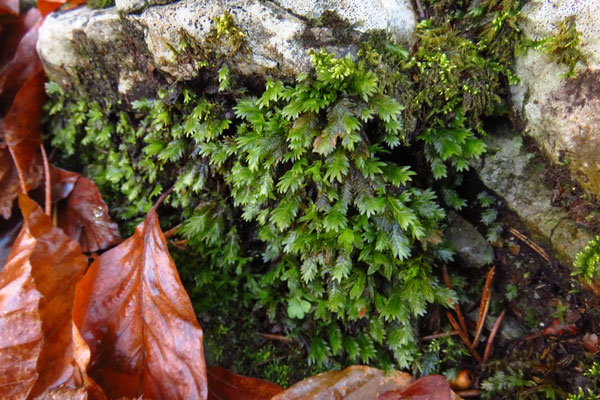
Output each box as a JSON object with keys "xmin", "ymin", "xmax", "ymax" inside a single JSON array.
[
  {"xmin": 53, "ymin": 168, "xmax": 122, "ymax": 252},
  {"xmin": 272, "ymin": 365, "xmax": 414, "ymax": 400},
  {"xmin": 73, "ymin": 207, "xmax": 207, "ymax": 399},
  {"xmin": 207, "ymin": 366, "xmax": 284, "ymax": 400},
  {"xmin": 0, "ymin": 194, "xmax": 103, "ymax": 399}
]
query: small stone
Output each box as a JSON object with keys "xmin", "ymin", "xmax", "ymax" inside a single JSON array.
[{"xmin": 445, "ymin": 211, "xmax": 494, "ymax": 269}]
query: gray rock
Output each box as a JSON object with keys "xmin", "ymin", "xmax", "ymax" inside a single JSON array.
[
  {"xmin": 512, "ymin": 0, "xmax": 600, "ymax": 197},
  {"xmin": 446, "ymin": 211, "xmax": 493, "ymax": 269},
  {"xmin": 274, "ymin": 0, "xmax": 416, "ymax": 44},
  {"xmin": 472, "ymin": 124, "xmax": 594, "ymax": 266},
  {"xmin": 36, "ymin": 0, "xmax": 417, "ymax": 99}
]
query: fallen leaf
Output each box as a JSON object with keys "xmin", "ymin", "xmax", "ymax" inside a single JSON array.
[
  {"xmin": 0, "ymin": 194, "xmax": 102, "ymax": 399},
  {"xmin": 37, "ymin": 0, "xmax": 86, "ymax": 17},
  {"xmin": 0, "ymin": 204, "xmax": 21, "ymax": 270},
  {"xmin": 73, "ymin": 207, "xmax": 207, "ymax": 399},
  {"xmin": 0, "ymin": 9, "xmax": 41, "ymax": 67},
  {"xmin": 207, "ymin": 366, "xmax": 284, "ymax": 400},
  {"xmin": 0, "ymin": 15, "xmax": 43, "ymax": 114},
  {"xmin": 4, "ymin": 70, "xmax": 46, "ymax": 173},
  {"xmin": 53, "ymin": 167, "xmax": 122, "ymax": 252},
  {"xmin": 272, "ymin": 365, "xmax": 413, "ymax": 400},
  {"xmin": 378, "ymin": 375, "xmax": 454, "ymax": 400},
  {"xmin": 0, "ymin": 0, "xmax": 18, "ymax": 17}
]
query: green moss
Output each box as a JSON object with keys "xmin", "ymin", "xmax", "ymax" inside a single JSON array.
[
  {"xmin": 573, "ymin": 235, "xmax": 600, "ymax": 284},
  {"xmin": 538, "ymin": 16, "xmax": 586, "ymax": 78},
  {"xmin": 45, "ymin": 0, "xmax": 529, "ymax": 376},
  {"xmin": 87, "ymin": 0, "xmax": 115, "ymax": 9}
]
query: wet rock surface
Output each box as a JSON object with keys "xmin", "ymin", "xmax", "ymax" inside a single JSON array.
[
  {"xmin": 36, "ymin": 0, "xmax": 416, "ymax": 99},
  {"xmin": 512, "ymin": 0, "xmax": 600, "ymax": 196},
  {"xmin": 273, "ymin": 0, "xmax": 415, "ymax": 43},
  {"xmin": 472, "ymin": 124, "xmax": 594, "ymax": 266},
  {"xmin": 446, "ymin": 211, "xmax": 493, "ymax": 269}
]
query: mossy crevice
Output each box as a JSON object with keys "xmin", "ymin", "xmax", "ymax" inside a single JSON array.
[{"xmin": 45, "ymin": 1, "xmax": 530, "ymax": 380}]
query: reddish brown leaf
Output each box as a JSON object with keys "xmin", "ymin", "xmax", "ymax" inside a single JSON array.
[
  {"xmin": 73, "ymin": 207, "xmax": 207, "ymax": 399},
  {"xmin": 50, "ymin": 165, "xmax": 79, "ymax": 201},
  {"xmin": 37, "ymin": 0, "xmax": 86, "ymax": 17},
  {"xmin": 0, "ymin": 9, "xmax": 41, "ymax": 67},
  {"xmin": 0, "ymin": 147, "xmax": 43, "ymax": 213},
  {"xmin": 4, "ymin": 70, "xmax": 46, "ymax": 172},
  {"xmin": 0, "ymin": 195, "xmax": 102, "ymax": 399},
  {"xmin": 0, "ymin": 0, "xmax": 18, "ymax": 16},
  {"xmin": 378, "ymin": 375, "xmax": 454, "ymax": 400},
  {"xmin": 57, "ymin": 175, "xmax": 122, "ymax": 252},
  {"xmin": 0, "ymin": 204, "xmax": 21, "ymax": 270},
  {"xmin": 0, "ymin": 16, "xmax": 43, "ymax": 114},
  {"xmin": 272, "ymin": 366, "xmax": 413, "ymax": 400},
  {"xmin": 207, "ymin": 366, "xmax": 284, "ymax": 400}
]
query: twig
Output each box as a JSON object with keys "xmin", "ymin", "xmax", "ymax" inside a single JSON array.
[
  {"xmin": 473, "ymin": 267, "xmax": 495, "ymax": 347},
  {"xmin": 420, "ymin": 330, "xmax": 460, "ymax": 341},
  {"xmin": 456, "ymin": 389, "xmax": 481, "ymax": 398},
  {"xmin": 152, "ymin": 185, "xmax": 174, "ymax": 210},
  {"xmin": 414, "ymin": 0, "xmax": 426, "ymax": 19},
  {"xmin": 443, "ymin": 266, "xmax": 469, "ymax": 335},
  {"xmin": 259, "ymin": 333, "xmax": 293, "ymax": 343},
  {"xmin": 40, "ymin": 144, "xmax": 51, "ymax": 216},
  {"xmin": 578, "ymin": 276, "xmax": 600, "ymax": 298},
  {"xmin": 483, "ymin": 309, "xmax": 505, "ymax": 363},
  {"xmin": 172, "ymin": 239, "xmax": 188, "ymax": 246},
  {"xmin": 164, "ymin": 223, "xmax": 182, "ymax": 239},
  {"xmin": 447, "ymin": 312, "xmax": 482, "ymax": 363},
  {"xmin": 509, "ymin": 228, "xmax": 551, "ymax": 264}
]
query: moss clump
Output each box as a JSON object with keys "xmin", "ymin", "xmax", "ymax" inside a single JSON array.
[
  {"xmin": 538, "ymin": 16, "xmax": 586, "ymax": 78},
  {"xmin": 45, "ymin": 0, "xmax": 528, "ymax": 377},
  {"xmin": 574, "ymin": 235, "xmax": 600, "ymax": 284},
  {"xmin": 87, "ymin": 0, "xmax": 114, "ymax": 9}
]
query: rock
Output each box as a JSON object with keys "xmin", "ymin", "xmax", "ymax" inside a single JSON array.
[
  {"xmin": 274, "ymin": 0, "xmax": 416, "ymax": 44},
  {"xmin": 446, "ymin": 211, "xmax": 493, "ymax": 269},
  {"xmin": 511, "ymin": 0, "xmax": 600, "ymax": 197},
  {"xmin": 472, "ymin": 124, "xmax": 594, "ymax": 266},
  {"xmin": 36, "ymin": 0, "xmax": 417, "ymax": 99}
]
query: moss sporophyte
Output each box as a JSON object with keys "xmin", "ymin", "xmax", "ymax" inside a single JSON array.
[{"xmin": 46, "ymin": 2, "xmax": 528, "ymax": 373}]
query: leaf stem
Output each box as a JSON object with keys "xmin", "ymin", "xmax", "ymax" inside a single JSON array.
[{"xmin": 40, "ymin": 144, "xmax": 51, "ymax": 216}]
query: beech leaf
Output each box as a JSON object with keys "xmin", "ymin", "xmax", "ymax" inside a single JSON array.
[
  {"xmin": 0, "ymin": 203, "xmax": 21, "ymax": 270},
  {"xmin": 37, "ymin": 0, "xmax": 86, "ymax": 17},
  {"xmin": 207, "ymin": 366, "xmax": 284, "ymax": 400},
  {"xmin": 377, "ymin": 375, "xmax": 455, "ymax": 400},
  {"xmin": 0, "ymin": 194, "xmax": 102, "ymax": 399},
  {"xmin": 0, "ymin": 147, "xmax": 39, "ymax": 220},
  {"xmin": 272, "ymin": 366, "xmax": 413, "ymax": 400},
  {"xmin": 0, "ymin": 9, "xmax": 40, "ymax": 67},
  {"xmin": 4, "ymin": 70, "xmax": 46, "ymax": 172},
  {"xmin": 73, "ymin": 207, "xmax": 207, "ymax": 399},
  {"xmin": 0, "ymin": 0, "xmax": 19, "ymax": 16},
  {"xmin": 53, "ymin": 167, "xmax": 122, "ymax": 252},
  {"xmin": 0, "ymin": 15, "xmax": 43, "ymax": 114}
]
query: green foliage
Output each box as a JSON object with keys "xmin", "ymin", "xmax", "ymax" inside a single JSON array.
[
  {"xmin": 537, "ymin": 16, "xmax": 586, "ymax": 78},
  {"xmin": 481, "ymin": 369, "xmax": 536, "ymax": 398},
  {"xmin": 573, "ymin": 236, "xmax": 600, "ymax": 284},
  {"xmin": 477, "ymin": 191, "xmax": 503, "ymax": 242},
  {"xmin": 46, "ymin": 0, "xmax": 527, "ymax": 371},
  {"xmin": 567, "ymin": 362, "xmax": 600, "ymax": 400},
  {"xmin": 86, "ymin": 0, "xmax": 114, "ymax": 9},
  {"xmin": 417, "ymin": 336, "xmax": 469, "ymax": 378}
]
